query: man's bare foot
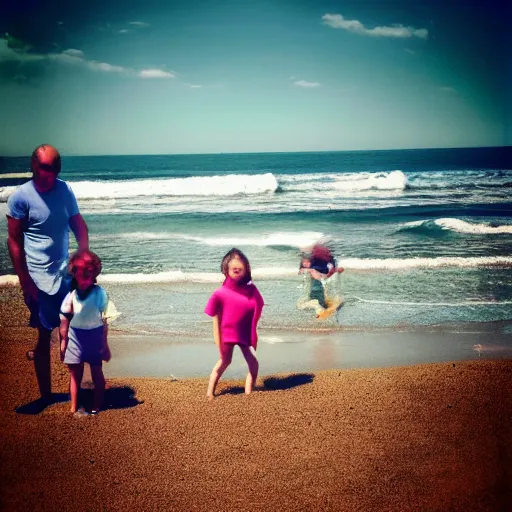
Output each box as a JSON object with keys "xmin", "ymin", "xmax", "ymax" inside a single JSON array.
[{"xmin": 206, "ymin": 393, "xmax": 214, "ymax": 401}]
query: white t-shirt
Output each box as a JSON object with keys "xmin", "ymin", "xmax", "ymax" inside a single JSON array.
[
  {"xmin": 60, "ymin": 285, "xmax": 109, "ymax": 329},
  {"xmin": 7, "ymin": 179, "xmax": 80, "ymax": 294}
]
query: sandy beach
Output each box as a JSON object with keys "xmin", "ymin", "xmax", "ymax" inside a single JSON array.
[{"xmin": 1, "ymin": 286, "xmax": 511, "ymax": 511}]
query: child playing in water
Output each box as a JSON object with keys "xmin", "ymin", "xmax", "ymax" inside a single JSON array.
[
  {"xmin": 297, "ymin": 244, "xmax": 344, "ymax": 319},
  {"xmin": 59, "ymin": 250, "xmax": 114, "ymax": 416},
  {"xmin": 205, "ymin": 248, "xmax": 264, "ymax": 400}
]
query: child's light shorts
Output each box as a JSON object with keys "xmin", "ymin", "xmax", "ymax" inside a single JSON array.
[{"xmin": 64, "ymin": 325, "xmax": 104, "ymax": 366}]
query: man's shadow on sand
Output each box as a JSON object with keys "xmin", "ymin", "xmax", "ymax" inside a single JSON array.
[
  {"xmin": 217, "ymin": 373, "xmax": 314, "ymax": 396},
  {"xmin": 15, "ymin": 386, "xmax": 142, "ymax": 415}
]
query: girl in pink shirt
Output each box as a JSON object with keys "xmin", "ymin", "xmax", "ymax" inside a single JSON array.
[{"xmin": 205, "ymin": 248, "xmax": 264, "ymax": 400}]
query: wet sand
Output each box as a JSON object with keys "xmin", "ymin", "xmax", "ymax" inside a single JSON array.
[
  {"xmin": 1, "ymin": 285, "xmax": 511, "ymax": 511},
  {"xmin": 104, "ymin": 325, "xmax": 512, "ymax": 380}
]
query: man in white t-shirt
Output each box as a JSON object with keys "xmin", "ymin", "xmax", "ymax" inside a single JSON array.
[{"xmin": 7, "ymin": 144, "xmax": 89, "ymax": 409}]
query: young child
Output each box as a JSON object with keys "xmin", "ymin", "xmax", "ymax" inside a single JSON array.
[
  {"xmin": 59, "ymin": 250, "xmax": 114, "ymax": 416},
  {"xmin": 297, "ymin": 244, "xmax": 344, "ymax": 319},
  {"xmin": 205, "ymin": 248, "xmax": 264, "ymax": 400}
]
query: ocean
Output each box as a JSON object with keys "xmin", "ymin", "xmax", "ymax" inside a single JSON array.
[{"xmin": 1, "ymin": 147, "xmax": 511, "ymax": 344}]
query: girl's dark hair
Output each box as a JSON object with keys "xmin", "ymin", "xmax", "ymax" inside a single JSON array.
[
  {"xmin": 68, "ymin": 249, "xmax": 102, "ymax": 290},
  {"xmin": 221, "ymin": 248, "xmax": 252, "ymax": 284}
]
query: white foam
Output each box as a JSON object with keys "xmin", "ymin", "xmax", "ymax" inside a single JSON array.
[
  {"xmin": 259, "ymin": 336, "xmax": 287, "ymax": 344},
  {"xmin": 473, "ymin": 344, "xmax": 512, "ymax": 353},
  {"xmin": 1, "ymin": 256, "xmax": 510, "ymax": 287},
  {"xmin": 94, "ymin": 231, "xmax": 324, "ymax": 248},
  {"xmin": 333, "ymin": 170, "xmax": 407, "ymax": 192},
  {"xmin": 0, "ymin": 173, "xmax": 31, "ymax": 178},
  {"xmin": 0, "ymin": 174, "xmax": 279, "ymax": 202},
  {"xmin": 0, "ymin": 186, "xmax": 17, "ymax": 202},
  {"xmin": 435, "ymin": 218, "xmax": 512, "ymax": 235},
  {"xmin": 340, "ymin": 256, "xmax": 512, "ymax": 269},
  {"xmin": 0, "ymin": 275, "xmax": 19, "ymax": 285},
  {"xmin": 352, "ymin": 296, "xmax": 512, "ymax": 307},
  {"xmin": 279, "ymin": 170, "xmax": 408, "ymax": 193},
  {"xmin": 97, "ymin": 267, "xmax": 299, "ymax": 283},
  {"xmin": 98, "ymin": 271, "xmax": 224, "ymax": 284},
  {"xmin": 403, "ymin": 219, "xmax": 512, "ymax": 234},
  {"xmin": 70, "ymin": 173, "xmax": 278, "ymax": 199}
]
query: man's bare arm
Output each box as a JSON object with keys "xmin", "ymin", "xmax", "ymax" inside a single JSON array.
[
  {"xmin": 7, "ymin": 216, "xmax": 37, "ymax": 299},
  {"xmin": 69, "ymin": 214, "xmax": 89, "ymax": 251}
]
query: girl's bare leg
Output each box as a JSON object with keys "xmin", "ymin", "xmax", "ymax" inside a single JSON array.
[
  {"xmin": 239, "ymin": 345, "xmax": 259, "ymax": 394},
  {"xmin": 90, "ymin": 364, "xmax": 106, "ymax": 412},
  {"xmin": 68, "ymin": 364, "xmax": 84, "ymax": 412},
  {"xmin": 207, "ymin": 343, "xmax": 234, "ymax": 400}
]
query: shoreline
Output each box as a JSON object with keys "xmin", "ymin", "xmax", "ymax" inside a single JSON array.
[{"xmin": 1, "ymin": 283, "xmax": 512, "ymax": 380}]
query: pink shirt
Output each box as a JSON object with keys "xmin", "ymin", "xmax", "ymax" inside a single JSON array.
[{"xmin": 204, "ymin": 278, "xmax": 264, "ymax": 348}]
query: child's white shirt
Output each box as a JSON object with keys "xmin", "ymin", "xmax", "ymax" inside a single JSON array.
[{"xmin": 60, "ymin": 286, "xmax": 108, "ymax": 329}]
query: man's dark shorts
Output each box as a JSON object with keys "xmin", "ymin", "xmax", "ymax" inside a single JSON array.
[{"xmin": 26, "ymin": 277, "xmax": 71, "ymax": 331}]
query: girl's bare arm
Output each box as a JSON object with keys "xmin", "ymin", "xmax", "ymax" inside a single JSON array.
[{"xmin": 212, "ymin": 315, "xmax": 221, "ymax": 346}]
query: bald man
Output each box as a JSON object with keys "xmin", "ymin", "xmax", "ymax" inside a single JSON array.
[{"xmin": 7, "ymin": 144, "xmax": 89, "ymax": 409}]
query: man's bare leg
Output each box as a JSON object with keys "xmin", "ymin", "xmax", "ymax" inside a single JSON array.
[{"xmin": 34, "ymin": 327, "xmax": 52, "ymax": 401}]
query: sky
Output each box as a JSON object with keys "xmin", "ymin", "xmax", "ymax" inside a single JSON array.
[{"xmin": 0, "ymin": 0, "xmax": 509, "ymax": 156}]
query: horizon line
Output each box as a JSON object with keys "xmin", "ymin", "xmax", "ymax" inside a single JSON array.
[{"xmin": 1, "ymin": 144, "xmax": 510, "ymax": 159}]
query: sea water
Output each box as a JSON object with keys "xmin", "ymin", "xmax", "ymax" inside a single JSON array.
[{"xmin": 1, "ymin": 147, "xmax": 511, "ymax": 341}]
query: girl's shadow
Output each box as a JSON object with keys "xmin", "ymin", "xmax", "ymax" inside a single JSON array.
[
  {"xmin": 218, "ymin": 373, "xmax": 314, "ymax": 396},
  {"xmin": 15, "ymin": 385, "xmax": 142, "ymax": 415}
]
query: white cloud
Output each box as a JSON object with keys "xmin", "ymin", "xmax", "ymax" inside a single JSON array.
[
  {"xmin": 189, "ymin": 84, "xmax": 202, "ymax": 88},
  {"xmin": 138, "ymin": 68, "xmax": 175, "ymax": 78},
  {"xmin": 129, "ymin": 21, "xmax": 150, "ymax": 27},
  {"xmin": 1, "ymin": 41, "xmax": 176, "ymax": 81},
  {"xmin": 63, "ymin": 48, "xmax": 84, "ymax": 58},
  {"xmin": 404, "ymin": 48, "xmax": 416, "ymax": 55},
  {"xmin": 88, "ymin": 61, "xmax": 127, "ymax": 73},
  {"xmin": 322, "ymin": 13, "xmax": 428, "ymax": 39},
  {"xmin": 118, "ymin": 29, "xmax": 130, "ymax": 34},
  {"xmin": 294, "ymin": 80, "xmax": 320, "ymax": 88},
  {"xmin": 50, "ymin": 51, "xmax": 83, "ymax": 65},
  {"xmin": 48, "ymin": 49, "xmax": 129, "ymax": 74},
  {"xmin": 440, "ymin": 86, "xmax": 456, "ymax": 93}
]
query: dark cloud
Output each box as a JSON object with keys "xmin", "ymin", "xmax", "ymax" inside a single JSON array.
[
  {"xmin": 0, "ymin": 58, "xmax": 49, "ymax": 86},
  {"xmin": 0, "ymin": 0, "xmax": 112, "ymax": 54},
  {"xmin": 0, "ymin": 0, "xmax": 112, "ymax": 84}
]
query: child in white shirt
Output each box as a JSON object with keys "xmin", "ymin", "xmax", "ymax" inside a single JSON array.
[{"xmin": 59, "ymin": 250, "xmax": 116, "ymax": 416}]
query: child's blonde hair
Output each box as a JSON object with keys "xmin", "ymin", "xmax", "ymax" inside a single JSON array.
[{"xmin": 68, "ymin": 249, "xmax": 102, "ymax": 280}]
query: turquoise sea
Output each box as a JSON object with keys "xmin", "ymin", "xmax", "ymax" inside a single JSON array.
[{"xmin": 1, "ymin": 147, "xmax": 511, "ymax": 344}]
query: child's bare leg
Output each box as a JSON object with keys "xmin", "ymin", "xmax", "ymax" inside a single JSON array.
[
  {"xmin": 240, "ymin": 345, "xmax": 259, "ymax": 394},
  {"xmin": 90, "ymin": 364, "xmax": 106, "ymax": 412},
  {"xmin": 207, "ymin": 344, "xmax": 234, "ymax": 400},
  {"xmin": 68, "ymin": 364, "xmax": 84, "ymax": 412}
]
